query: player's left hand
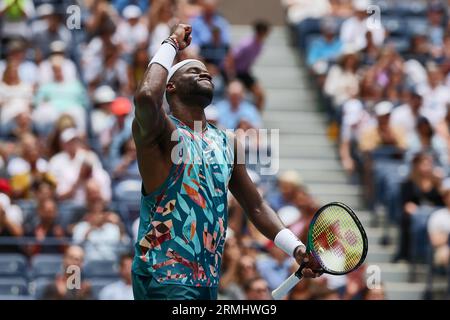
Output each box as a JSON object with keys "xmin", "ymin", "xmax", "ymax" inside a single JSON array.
[{"xmin": 294, "ymin": 245, "xmax": 323, "ymax": 278}]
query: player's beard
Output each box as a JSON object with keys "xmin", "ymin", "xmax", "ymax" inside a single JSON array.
[{"xmin": 178, "ymin": 78, "xmax": 214, "ymax": 108}]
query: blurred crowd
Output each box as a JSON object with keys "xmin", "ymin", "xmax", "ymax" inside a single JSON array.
[{"xmin": 285, "ymin": 0, "xmax": 450, "ymax": 288}]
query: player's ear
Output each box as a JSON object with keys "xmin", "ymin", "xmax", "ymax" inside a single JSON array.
[{"xmin": 166, "ymin": 82, "xmax": 175, "ymax": 94}]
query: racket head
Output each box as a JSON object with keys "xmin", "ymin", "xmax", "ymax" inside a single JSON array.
[{"xmin": 306, "ymin": 202, "xmax": 368, "ymax": 275}]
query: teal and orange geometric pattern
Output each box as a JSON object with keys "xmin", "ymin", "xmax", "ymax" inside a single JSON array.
[{"xmin": 132, "ymin": 115, "xmax": 234, "ymax": 287}]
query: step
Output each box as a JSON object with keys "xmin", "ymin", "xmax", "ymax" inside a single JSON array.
[
  {"xmin": 278, "ymin": 147, "xmax": 339, "ymax": 160},
  {"xmin": 295, "ymin": 170, "xmax": 348, "ymax": 184},
  {"xmin": 278, "ymin": 134, "xmax": 335, "ymax": 148},
  {"xmin": 265, "ymin": 90, "xmax": 319, "ymax": 111},
  {"xmin": 306, "ymin": 183, "xmax": 362, "ymax": 197},
  {"xmin": 366, "ymin": 244, "xmax": 396, "ymax": 263},
  {"xmin": 384, "ymin": 282, "xmax": 427, "ymax": 300},
  {"xmin": 269, "ymin": 124, "xmax": 328, "ymax": 135},
  {"xmin": 312, "ymin": 194, "xmax": 365, "ymax": 211},
  {"xmin": 375, "ymin": 263, "xmax": 427, "ymax": 283},
  {"xmin": 263, "ymin": 110, "xmax": 327, "ymax": 123},
  {"xmin": 255, "ymin": 50, "xmax": 301, "ymax": 67},
  {"xmin": 280, "ymin": 158, "xmax": 343, "ymax": 171}
]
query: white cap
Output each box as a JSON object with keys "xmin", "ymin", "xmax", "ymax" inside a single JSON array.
[
  {"xmin": 374, "ymin": 101, "xmax": 394, "ymax": 116},
  {"xmin": 60, "ymin": 128, "xmax": 80, "ymax": 143},
  {"xmin": 123, "ymin": 5, "xmax": 142, "ymax": 19},
  {"xmin": 278, "ymin": 170, "xmax": 302, "ymax": 187},
  {"xmin": 167, "ymin": 59, "xmax": 202, "ymax": 83},
  {"xmin": 278, "ymin": 206, "xmax": 302, "ymax": 227},
  {"xmin": 353, "ymin": 0, "xmax": 370, "ymax": 11},
  {"xmin": 93, "ymin": 85, "xmax": 116, "ymax": 104},
  {"xmin": 37, "ymin": 4, "xmax": 55, "ymax": 17}
]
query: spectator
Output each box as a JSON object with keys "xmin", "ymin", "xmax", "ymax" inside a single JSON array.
[
  {"xmin": 37, "ymin": 41, "xmax": 79, "ymax": 85},
  {"xmin": 111, "ymin": 136, "xmax": 139, "ymax": 181},
  {"xmin": 406, "ymin": 117, "xmax": 448, "ymax": 168},
  {"xmin": 147, "ymin": 0, "xmax": 176, "ymax": 56},
  {"xmin": 0, "ymin": 0, "xmax": 35, "ymax": 43},
  {"xmin": 99, "ymin": 253, "xmax": 134, "ymax": 300},
  {"xmin": 339, "ymin": 0, "xmax": 386, "ymax": 52},
  {"xmin": 48, "ymin": 128, "xmax": 111, "ymax": 206},
  {"xmin": 215, "ymin": 80, "xmax": 262, "ymax": 129},
  {"xmin": 256, "ymin": 242, "xmax": 295, "ymax": 291},
  {"xmin": 7, "ymin": 134, "xmax": 54, "ymax": 199},
  {"xmin": 113, "ymin": 5, "xmax": 148, "ymax": 57},
  {"xmin": 32, "ymin": 4, "xmax": 72, "ymax": 62},
  {"xmin": 25, "ymin": 198, "xmax": 65, "ymax": 255},
  {"xmin": 0, "ymin": 60, "xmax": 33, "ymax": 130},
  {"xmin": 190, "ymin": 0, "xmax": 231, "ymax": 53},
  {"xmin": 396, "ymin": 153, "xmax": 444, "ymax": 262},
  {"xmin": 243, "ymin": 277, "xmax": 271, "ymax": 300},
  {"xmin": 267, "ymin": 170, "xmax": 303, "ymax": 211},
  {"xmin": 218, "ymin": 233, "xmax": 246, "ymax": 300},
  {"xmin": 0, "ymin": 192, "xmax": 24, "ymax": 252},
  {"xmin": 42, "ymin": 245, "xmax": 93, "ymax": 300},
  {"xmin": 358, "ymin": 101, "xmax": 407, "ymax": 153},
  {"xmin": 390, "ymin": 88, "xmax": 424, "ymax": 137},
  {"xmin": 231, "ymin": 20, "xmax": 271, "ymax": 110},
  {"xmin": 72, "ymin": 197, "xmax": 122, "ymax": 262},
  {"xmin": 427, "ymin": 184, "xmax": 450, "ymax": 268},
  {"xmin": 306, "ymin": 18, "xmax": 342, "ymax": 75},
  {"xmin": 34, "ymin": 60, "xmax": 88, "ymax": 133},
  {"xmin": 0, "ymin": 39, "xmax": 38, "ymax": 86},
  {"xmin": 128, "ymin": 46, "xmax": 150, "ymax": 93},
  {"xmin": 90, "ymin": 85, "xmax": 116, "ymax": 142},
  {"xmin": 323, "ymin": 47, "xmax": 360, "ymax": 109},
  {"xmin": 281, "ymin": 0, "xmax": 331, "ymax": 26}
]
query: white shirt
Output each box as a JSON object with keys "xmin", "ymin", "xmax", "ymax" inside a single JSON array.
[
  {"xmin": 323, "ymin": 65, "xmax": 359, "ymax": 107},
  {"xmin": 99, "ymin": 280, "xmax": 134, "ymax": 300},
  {"xmin": 428, "ymin": 208, "xmax": 450, "ymax": 236},
  {"xmin": 38, "ymin": 58, "xmax": 78, "ymax": 85},
  {"xmin": 0, "ymin": 0, "xmax": 35, "ymax": 38},
  {"xmin": 340, "ymin": 17, "xmax": 386, "ymax": 51},
  {"xmin": 390, "ymin": 104, "xmax": 422, "ymax": 137},
  {"xmin": 0, "ymin": 60, "xmax": 38, "ymax": 85},
  {"xmin": 419, "ymin": 84, "xmax": 450, "ymax": 127},
  {"xmin": 0, "ymin": 81, "xmax": 33, "ymax": 125},
  {"xmin": 48, "ymin": 149, "xmax": 111, "ymax": 205},
  {"xmin": 282, "ymin": 0, "xmax": 331, "ymax": 24},
  {"xmin": 149, "ymin": 23, "xmax": 171, "ymax": 56},
  {"xmin": 72, "ymin": 221, "xmax": 121, "ymax": 261}
]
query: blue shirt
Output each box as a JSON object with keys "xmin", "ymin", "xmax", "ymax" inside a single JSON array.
[
  {"xmin": 256, "ymin": 256, "xmax": 294, "ymax": 291},
  {"xmin": 190, "ymin": 14, "xmax": 231, "ymax": 47},
  {"xmin": 306, "ymin": 37, "xmax": 343, "ymax": 67},
  {"xmin": 132, "ymin": 116, "xmax": 234, "ymax": 287},
  {"xmin": 215, "ymin": 99, "xmax": 262, "ymax": 129}
]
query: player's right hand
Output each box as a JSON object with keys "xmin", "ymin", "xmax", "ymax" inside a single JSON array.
[{"xmin": 170, "ymin": 24, "xmax": 192, "ymax": 50}]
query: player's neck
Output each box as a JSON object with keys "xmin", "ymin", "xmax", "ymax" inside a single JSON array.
[{"xmin": 171, "ymin": 106, "xmax": 207, "ymax": 131}]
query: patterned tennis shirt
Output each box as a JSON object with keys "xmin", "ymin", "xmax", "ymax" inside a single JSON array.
[{"xmin": 132, "ymin": 115, "xmax": 234, "ymax": 287}]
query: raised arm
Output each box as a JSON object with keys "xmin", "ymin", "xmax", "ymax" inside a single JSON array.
[
  {"xmin": 228, "ymin": 135, "xmax": 320, "ymax": 277},
  {"xmin": 133, "ymin": 24, "xmax": 192, "ymax": 147}
]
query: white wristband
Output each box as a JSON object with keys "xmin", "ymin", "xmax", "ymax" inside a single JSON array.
[
  {"xmin": 149, "ymin": 43, "xmax": 177, "ymax": 72},
  {"xmin": 274, "ymin": 228, "xmax": 305, "ymax": 257}
]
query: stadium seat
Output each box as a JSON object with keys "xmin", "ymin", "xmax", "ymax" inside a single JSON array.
[
  {"xmin": 382, "ymin": 16, "xmax": 407, "ymax": 37},
  {"xmin": 84, "ymin": 260, "xmax": 119, "ymax": 279},
  {"xmin": 0, "ymin": 277, "xmax": 29, "ymax": 296},
  {"xmin": 29, "ymin": 277, "xmax": 53, "ymax": 300},
  {"xmin": 404, "ymin": 17, "xmax": 429, "ymax": 36},
  {"xmin": 0, "ymin": 254, "xmax": 28, "ymax": 277},
  {"xmin": 31, "ymin": 254, "xmax": 63, "ymax": 278},
  {"xmin": 89, "ymin": 278, "xmax": 119, "ymax": 300}
]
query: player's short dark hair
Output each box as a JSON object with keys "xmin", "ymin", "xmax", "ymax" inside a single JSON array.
[{"xmin": 253, "ymin": 20, "xmax": 270, "ymax": 35}]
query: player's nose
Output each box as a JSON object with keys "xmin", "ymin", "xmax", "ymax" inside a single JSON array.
[{"xmin": 199, "ymin": 72, "xmax": 212, "ymax": 81}]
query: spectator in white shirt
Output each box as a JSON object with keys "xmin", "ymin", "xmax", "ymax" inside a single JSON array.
[
  {"xmin": 72, "ymin": 199, "xmax": 122, "ymax": 263},
  {"xmin": 0, "ymin": 40, "xmax": 38, "ymax": 86},
  {"xmin": 37, "ymin": 41, "xmax": 78, "ymax": 85},
  {"xmin": 390, "ymin": 88, "xmax": 424, "ymax": 137},
  {"xmin": 428, "ymin": 184, "xmax": 450, "ymax": 267},
  {"xmin": 419, "ymin": 65, "xmax": 450, "ymax": 127},
  {"xmin": 113, "ymin": 5, "xmax": 148, "ymax": 57},
  {"xmin": 48, "ymin": 128, "xmax": 111, "ymax": 206},
  {"xmin": 340, "ymin": 0, "xmax": 386, "ymax": 52},
  {"xmin": 99, "ymin": 253, "xmax": 134, "ymax": 300}
]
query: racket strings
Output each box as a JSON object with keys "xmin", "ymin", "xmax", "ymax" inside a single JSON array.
[{"xmin": 310, "ymin": 205, "xmax": 365, "ymax": 273}]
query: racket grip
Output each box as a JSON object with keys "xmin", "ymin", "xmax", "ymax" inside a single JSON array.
[{"xmin": 271, "ymin": 272, "xmax": 302, "ymax": 300}]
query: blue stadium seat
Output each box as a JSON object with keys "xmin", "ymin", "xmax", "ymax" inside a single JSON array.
[
  {"xmin": 29, "ymin": 277, "xmax": 53, "ymax": 300},
  {"xmin": 382, "ymin": 16, "xmax": 407, "ymax": 37},
  {"xmin": 0, "ymin": 277, "xmax": 29, "ymax": 296},
  {"xmin": 31, "ymin": 254, "xmax": 63, "ymax": 278},
  {"xmin": 0, "ymin": 254, "xmax": 28, "ymax": 277},
  {"xmin": 89, "ymin": 278, "xmax": 120, "ymax": 300},
  {"xmin": 84, "ymin": 260, "xmax": 119, "ymax": 279}
]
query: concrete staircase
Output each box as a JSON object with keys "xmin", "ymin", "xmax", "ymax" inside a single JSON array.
[{"xmin": 230, "ymin": 25, "xmax": 436, "ymax": 300}]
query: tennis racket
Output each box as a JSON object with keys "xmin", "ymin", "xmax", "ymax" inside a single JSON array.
[{"xmin": 272, "ymin": 202, "xmax": 368, "ymax": 300}]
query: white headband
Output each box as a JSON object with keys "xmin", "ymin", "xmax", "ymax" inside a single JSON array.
[{"xmin": 167, "ymin": 59, "xmax": 202, "ymax": 83}]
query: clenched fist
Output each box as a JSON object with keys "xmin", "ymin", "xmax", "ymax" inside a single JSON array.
[{"xmin": 170, "ymin": 24, "xmax": 192, "ymax": 50}]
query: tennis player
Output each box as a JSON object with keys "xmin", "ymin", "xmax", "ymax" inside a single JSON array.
[{"xmin": 131, "ymin": 23, "xmax": 321, "ymax": 300}]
